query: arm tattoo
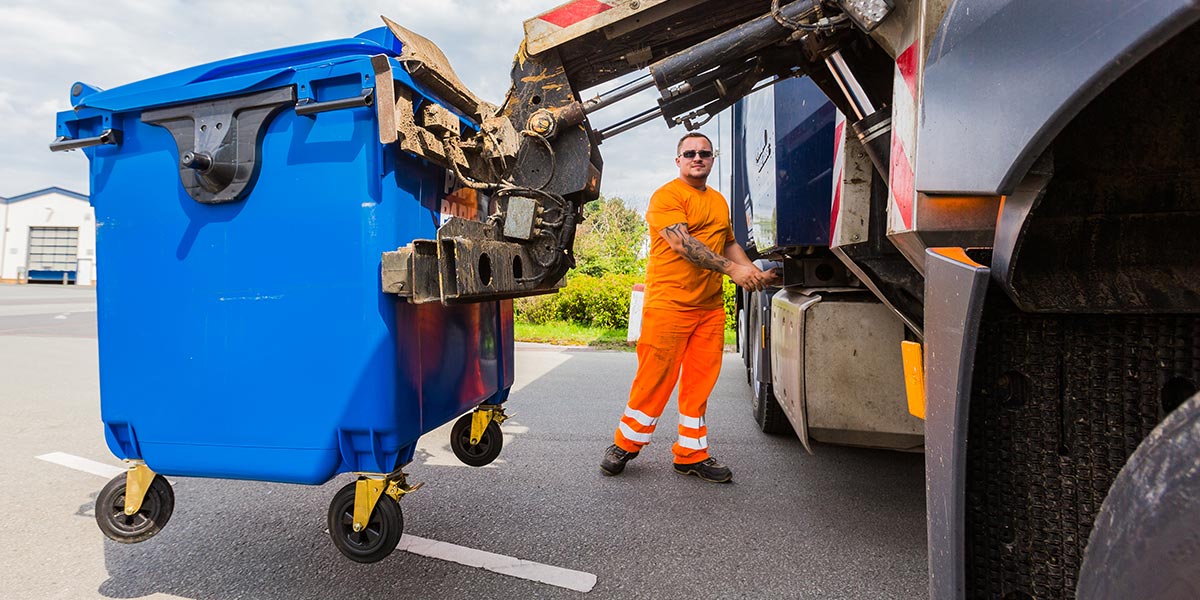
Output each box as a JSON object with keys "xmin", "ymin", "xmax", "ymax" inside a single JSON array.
[{"xmin": 662, "ymin": 223, "xmax": 731, "ymax": 273}]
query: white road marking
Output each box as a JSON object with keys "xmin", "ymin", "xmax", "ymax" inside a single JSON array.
[
  {"xmin": 399, "ymin": 534, "xmax": 597, "ymax": 593},
  {"xmin": 0, "ymin": 304, "xmax": 97, "ymax": 317},
  {"xmin": 36, "ymin": 452, "xmax": 124, "ymax": 478},
  {"xmin": 45, "ymin": 450, "xmax": 599, "ymax": 593}
]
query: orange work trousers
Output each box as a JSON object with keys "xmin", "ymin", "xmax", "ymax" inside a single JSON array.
[{"xmin": 614, "ymin": 306, "xmax": 726, "ymax": 464}]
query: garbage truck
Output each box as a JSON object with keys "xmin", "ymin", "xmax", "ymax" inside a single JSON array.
[
  {"xmin": 335, "ymin": 0, "xmax": 1198, "ymax": 597},
  {"xmin": 54, "ymin": 0, "xmax": 1200, "ymax": 595}
]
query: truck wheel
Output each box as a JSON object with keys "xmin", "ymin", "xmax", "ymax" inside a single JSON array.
[
  {"xmin": 747, "ymin": 290, "xmax": 791, "ymax": 435},
  {"xmin": 95, "ymin": 474, "xmax": 174, "ymax": 544},
  {"xmin": 751, "ymin": 379, "xmax": 791, "ymax": 435},
  {"xmin": 740, "ymin": 289, "xmax": 754, "ymax": 384},
  {"xmin": 1076, "ymin": 391, "xmax": 1200, "ymax": 599},
  {"xmin": 327, "ymin": 481, "xmax": 403, "ymax": 563}
]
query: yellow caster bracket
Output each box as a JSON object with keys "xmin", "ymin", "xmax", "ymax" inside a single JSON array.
[
  {"xmin": 450, "ymin": 406, "xmax": 507, "ymax": 467},
  {"xmin": 123, "ymin": 462, "xmax": 157, "ymax": 515},
  {"xmin": 470, "ymin": 405, "xmax": 509, "ymax": 445},
  {"xmin": 95, "ymin": 461, "xmax": 175, "ymax": 544},
  {"xmin": 329, "ymin": 470, "xmax": 419, "ymax": 563},
  {"xmin": 351, "ymin": 470, "xmax": 422, "ymax": 533}
]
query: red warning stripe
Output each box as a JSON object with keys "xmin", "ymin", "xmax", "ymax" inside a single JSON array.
[
  {"xmin": 890, "ymin": 131, "xmax": 915, "ymax": 230},
  {"xmin": 890, "ymin": 42, "xmax": 918, "ymax": 231},
  {"xmin": 896, "ymin": 44, "xmax": 919, "ymax": 99},
  {"xmin": 539, "ymin": 0, "xmax": 614, "ymax": 29},
  {"xmin": 830, "ymin": 121, "xmax": 846, "ymax": 240}
]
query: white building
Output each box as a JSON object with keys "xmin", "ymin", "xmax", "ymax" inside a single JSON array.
[{"xmin": 0, "ymin": 187, "xmax": 96, "ymax": 285}]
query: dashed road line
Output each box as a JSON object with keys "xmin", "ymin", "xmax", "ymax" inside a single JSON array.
[
  {"xmin": 36, "ymin": 451, "xmax": 124, "ymax": 478},
  {"xmin": 400, "ymin": 534, "xmax": 596, "ymax": 592}
]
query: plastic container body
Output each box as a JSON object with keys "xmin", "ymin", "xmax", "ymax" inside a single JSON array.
[{"xmin": 58, "ymin": 29, "xmax": 513, "ymax": 485}]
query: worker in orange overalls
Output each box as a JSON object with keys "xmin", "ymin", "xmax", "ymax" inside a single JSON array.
[{"xmin": 601, "ymin": 132, "xmax": 779, "ymax": 483}]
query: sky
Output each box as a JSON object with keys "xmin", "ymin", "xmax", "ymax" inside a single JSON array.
[{"xmin": 0, "ymin": 0, "xmax": 733, "ymax": 213}]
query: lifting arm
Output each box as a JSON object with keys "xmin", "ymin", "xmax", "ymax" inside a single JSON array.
[{"xmin": 379, "ymin": 0, "xmax": 896, "ymax": 304}]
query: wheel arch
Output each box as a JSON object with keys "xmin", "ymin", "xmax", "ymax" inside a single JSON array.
[{"xmin": 916, "ymin": 0, "xmax": 1200, "ymax": 196}]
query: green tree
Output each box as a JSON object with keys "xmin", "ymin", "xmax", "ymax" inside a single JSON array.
[{"xmin": 572, "ymin": 195, "xmax": 647, "ymax": 277}]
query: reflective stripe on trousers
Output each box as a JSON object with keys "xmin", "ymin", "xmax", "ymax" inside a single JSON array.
[{"xmin": 613, "ymin": 306, "xmax": 725, "ymax": 463}]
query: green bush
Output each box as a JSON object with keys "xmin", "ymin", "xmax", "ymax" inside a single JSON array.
[
  {"xmin": 513, "ymin": 292, "xmax": 560, "ymax": 325},
  {"xmin": 514, "ymin": 273, "xmax": 644, "ymax": 329},
  {"xmin": 723, "ymin": 277, "xmax": 737, "ymax": 331}
]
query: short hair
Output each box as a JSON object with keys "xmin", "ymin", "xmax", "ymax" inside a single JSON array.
[{"xmin": 676, "ymin": 132, "xmax": 712, "ymax": 154}]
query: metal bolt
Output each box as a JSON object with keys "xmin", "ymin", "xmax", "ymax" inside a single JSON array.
[
  {"xmin": 630, "ymin": 0, "xmax": 640, "ymax": 8},
  {"xmin": 529, "ymin": 112, "xmax": 554, "ymax": 136},
  {"xmin": 181, "ymin": 151, "xmax": 214, "ymax": 172},
  {"xmin": 353, "ymin": 523, "xmax": 363, "ymax": 532}
]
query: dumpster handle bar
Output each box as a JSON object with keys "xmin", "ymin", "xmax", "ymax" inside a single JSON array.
[
  {"xmin": 49, "ymin": 128, "xmax": 121, "ymax": 152},
  {"xmin": 295, "ymin": 88, "xmax": 375, "ymax": 116}
]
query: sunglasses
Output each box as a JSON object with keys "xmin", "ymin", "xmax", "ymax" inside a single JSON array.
[{"xmin": 679, "ymin": 150, "xmax": 714, "ymax": 159}]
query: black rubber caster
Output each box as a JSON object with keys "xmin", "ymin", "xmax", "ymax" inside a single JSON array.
[
  {"xmin": 95, "ymin": 473, "xmax": 174, "ymax": 544},
  {"xmin": 328, "ymin": 480, "xmax": 403, "ymax": 563},
  {"xmin": 450, "ymin": 412, "xmax": 503, "ymax": 467}
]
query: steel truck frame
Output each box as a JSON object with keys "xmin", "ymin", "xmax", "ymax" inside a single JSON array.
[
  {"xmin": 47, "ymin": 1, "xmax": 1200, "ymax": 589},
  {"xmin": 338, "ymin": 1, "xmax": 1200, "ymax": 597}
]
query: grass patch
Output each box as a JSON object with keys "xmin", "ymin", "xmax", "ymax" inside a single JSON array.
[
  {"xmin": 516, "ymin": 320, "xmax": 738, "ymax": 351},
  {"xmin": 515, "ymin": 320, "xmax": 632, "ymax": 350}
]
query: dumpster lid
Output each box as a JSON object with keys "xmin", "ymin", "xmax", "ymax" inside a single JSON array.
[{"xmin": 71, "ymin": 21, "xmax": 483, "ymax": 118}]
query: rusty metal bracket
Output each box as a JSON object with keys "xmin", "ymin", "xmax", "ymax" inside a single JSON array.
[
  {"xmin": 382, "ymin": 215, "xmax": 566, "ymax": 304},
  {"xmin": 382, "ymin": 238, "xmax": 564, "ymax": 304},
  {"xmin": 371, "ymin": 54, "xmax": 469, "ymax": 172},
  {"xmin": 381, "ymin": 16, "xmax": 485, "ymax": 120}
]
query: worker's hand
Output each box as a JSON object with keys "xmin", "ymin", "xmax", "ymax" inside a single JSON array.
[
  {"xmin": 761, "ymin": 267, "xmax": 782, "ymax": 287},
  {"xmin": 729, "ymin": 264, "xmax": 770, "ymax": 291}
]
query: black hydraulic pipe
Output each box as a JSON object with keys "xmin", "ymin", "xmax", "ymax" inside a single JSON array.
[
  {"xmin": 597, "ymin": 106, "xmax": 663, "ymax": 140},
  {"xmin": 583, "ymin": 74, "xmax": 656, "ymax": 114},
  {"xmin": 648, "ymin": 0, "xmax": 818, "ymax": 92},
  {"xmin": 657, "ymin": 59, "xmax": 761, "ymax": 122}
]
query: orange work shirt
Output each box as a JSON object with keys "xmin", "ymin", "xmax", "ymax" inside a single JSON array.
[{"xmin": 643, "ymin": 178, "xmax": 735, "ymax": 311}]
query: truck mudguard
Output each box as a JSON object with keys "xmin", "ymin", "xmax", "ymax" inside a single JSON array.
[{"xmin": 916, "ymin": 0, "xmax": 1200, "ymax": 196}]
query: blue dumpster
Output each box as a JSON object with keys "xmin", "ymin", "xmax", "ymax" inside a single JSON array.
[{"xmin": 54, "ymin": 24, "xmax": 514, "ymax": 562}]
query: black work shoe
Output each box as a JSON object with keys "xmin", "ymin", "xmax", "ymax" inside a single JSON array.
[
  {"xmin": 674, "ymin": 457, "xmax": 733, "ymax": 483},
  {"xmin": 600, "ymin": 444, "xmax": 639, "ymax": 476}
]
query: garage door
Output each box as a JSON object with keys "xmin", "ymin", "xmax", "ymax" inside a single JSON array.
[{"xmin": 27, "ymin": 226, "xmax": 79, "ymax": 281}]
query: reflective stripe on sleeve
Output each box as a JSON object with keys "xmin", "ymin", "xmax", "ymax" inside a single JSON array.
[
  {"xmin": 624, "ymin": 407, "xmax": 659, "ymax": 428},
  {"xmin": 679, "ymin": 415, "xmax": 706, "ymax": 429},
  {"xmin": 677, "ymin": 435, "xmax": 708, "ymax": 450},
  {"xmin": 619, "ymin": 422, "xmax": 654, "ymax": 443}
]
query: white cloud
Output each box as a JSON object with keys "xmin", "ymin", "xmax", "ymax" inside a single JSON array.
[{"xmin": 0, "ymin": 0, "xmax": 732, "ymax": 209}]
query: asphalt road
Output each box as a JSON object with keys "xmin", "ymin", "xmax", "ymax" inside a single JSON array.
[{"xmin": 0, "ymin": 284, "xmax": 927, "ymax": 599}]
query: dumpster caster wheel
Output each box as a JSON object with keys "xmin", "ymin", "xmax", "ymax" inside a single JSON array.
[
  {"xmin": 328, "ymin": 481, "xmax": 403, "ymax": 563},
  {"xmin": 450, "ymin": 413, "xmax": 503, "ymax": 467},
  {"xmin": 95, "ymin": 474, "xmax": 174, "ymax": 544}
]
